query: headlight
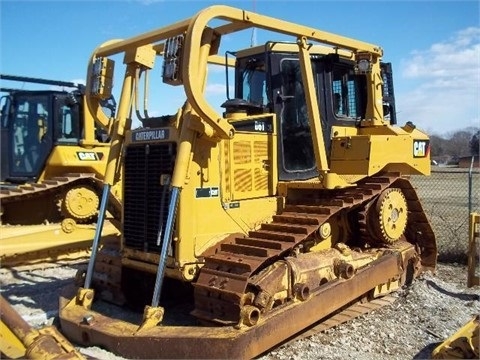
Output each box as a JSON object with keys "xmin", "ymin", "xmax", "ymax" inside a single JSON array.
[
  {"xmin": 355, "ymin": 52, "xmax": 372, "ymax": 74},
  {"xmin": 90, "ymin": 57, "xmax": 114, "ymax": 99},
  {"xmin": 357, "ymin": 59, "xmax": 371, "ymax": 72}
]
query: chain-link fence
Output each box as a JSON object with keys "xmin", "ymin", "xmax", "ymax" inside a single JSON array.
[{"xmin": 410, "ymin": 166, "xmax": 480, "ymax": 263}]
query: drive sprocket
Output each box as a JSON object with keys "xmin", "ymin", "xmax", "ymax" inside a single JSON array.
[{"xmin": 360, "ymin": 187, "xmax": 408, "ymax": 245}]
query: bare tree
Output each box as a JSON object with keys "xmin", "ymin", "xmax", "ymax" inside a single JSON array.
[
  {"xmin": 470, "ymin": 130, "xmax": 479, "ymax": 156},
  {"xmin": 429, "ymin": 127, "xmax": 479, "ymax": 163},
  {"xmin": 430, "ymin": 134, "xmax": 447, "ymax": 157},
  {"xmin": 447, "ymin": 130, "xmax": 473, "ymax": 157}
]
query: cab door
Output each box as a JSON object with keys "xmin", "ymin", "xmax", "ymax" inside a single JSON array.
[
  {"xmin": 270, "ymin": 53, "xmax": 367, "ymax": 182},
  {"xmin": 1, "ymin": 95, "xmax": 11, "ymax": 182},
  {"xmin": 7, "ymin": 93, "xmax": 53, "ymax": 182},
  {"xmin": 270, "ymin": 53, "xmax": 319, "ymax": 181}
]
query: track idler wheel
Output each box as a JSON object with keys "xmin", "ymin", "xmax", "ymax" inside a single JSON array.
[
  {"xmin": 58, "ymin": 186, "xmax": 99, "ymax": 223},
  {"xmin": 362, "ymin": 188, "xmax": 408, "ymax": 245}
]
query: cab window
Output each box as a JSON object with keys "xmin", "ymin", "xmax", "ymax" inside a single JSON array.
[
  {"xmin": 280, "ymin": 58, "xmax": 315, "ymax": 172},
  {"xmin": 56, "ymin": 103, "xmax": 80, "ymax": 143},
  {"xmin": 240, "ymin": 60, "xmax": 267, "ymax": 106},
  {"xmin": 331, "ymin": 65, "xmax": 366, "ymax": 120}
]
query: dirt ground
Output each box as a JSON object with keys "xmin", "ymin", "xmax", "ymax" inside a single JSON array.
[{"xmin": 1, "ymin": 260, "xmax": 478, "ymax": 359}]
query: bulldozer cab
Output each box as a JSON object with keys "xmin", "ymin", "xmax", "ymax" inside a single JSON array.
[
  {"xmin": 232, "ymin": 46, "xmax": 397, "ymax": 181},
  {"xmin": 0, "ymin": 73, "xmax": 116, "ymax": 184},
  {"xmin": 0, "ymin": 75, "xmax": 121, "ymax": 269},
  {"xmin": 0, "ymin": 90, "xmax": 82, "ymax": 182}
]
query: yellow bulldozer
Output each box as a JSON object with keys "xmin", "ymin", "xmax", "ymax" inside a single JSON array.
[
  {"xmin": 0, "ymin": 74, "xmax": 121, "ymax": 266},
  {"xmin": 58, "ymin": 5, "xmax": 437, "ymax": 358}
]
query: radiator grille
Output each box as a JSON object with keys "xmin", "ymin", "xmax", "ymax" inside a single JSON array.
[
  {"xmin": 224, "ymin": 142, "xmax": 230, "ymax": 195},
  {"xmin": 234, "ymin": 169, "xmax": 252, "ymax": 192},
  {"xmin": 233, "ymin": 141, "xmax": 252, "ymax": 164},
  {"xmin": 231, "ymin": 140, "xmax": 269, "ymax": 193},
  {"xmin": 123, "ymin": 143, "xmax": 176, "ymax": 254}
]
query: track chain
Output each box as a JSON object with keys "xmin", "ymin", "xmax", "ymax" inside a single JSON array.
[
  {"xmin": 280, "ymin": 295, "xmax": 397, "ymax": 348},
  {"xmin": 0, "ymin": 173, "xmax": 97, "ymax": 202},
  {"xmin": 192, "ymin": 173, "xmax": 412, "ymax": 324},
  {"xmin": 0, "ymin": 173, "xmax": 121, "ymax": 221}
]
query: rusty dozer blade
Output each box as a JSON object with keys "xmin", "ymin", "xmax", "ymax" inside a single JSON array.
[
  {"xmin": 431, "ymin": 315, "xmax": 479, "ymax": 359},
  {"xmin": 59, "ymin": 253, "xmax": 401, "ymax": 359},
  {"xmin": 0, "ymin": 295, "xmax": 85, "ymax": 360}
]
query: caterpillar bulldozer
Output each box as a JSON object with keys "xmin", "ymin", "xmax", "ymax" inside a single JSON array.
[
  {"xmin": 0, "ymin": 74, "xmax": 121, "ymax": 266},
  {"xmin": 59, "ymin": 5, "xmax": 437, "ymax": 359}
]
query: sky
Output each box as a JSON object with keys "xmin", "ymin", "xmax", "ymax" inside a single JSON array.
[{"xmin": 1, "ymin": 0, "xmax": 479, "ymax": 136}]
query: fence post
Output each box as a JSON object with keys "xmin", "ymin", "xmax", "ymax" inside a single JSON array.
[
  {"xmin": 468, "ymin": 156, "xmax": 474, "ymax": 214},
  {"xmin": 467, "ymin": 212, "xmax": 479, "ymax": 288}
]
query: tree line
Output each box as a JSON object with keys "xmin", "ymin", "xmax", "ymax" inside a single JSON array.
[{"xmin": 430, "ymin": 127, "xmax": 479, "ymax": 162}]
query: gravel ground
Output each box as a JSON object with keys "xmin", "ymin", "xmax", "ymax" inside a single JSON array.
[{"xmin": 1, "ymin": 261, "xmax": 478, "ymax": 360}]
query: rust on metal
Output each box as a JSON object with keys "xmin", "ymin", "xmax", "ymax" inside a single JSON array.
[
  {"xmin": 0, "ymin": 295, "xmax": 85, "ymax": 360},
  {"xmin": 281, "ymin": 295, "xmax": 397, "ymax": 347},
  {"xmin": 59, "ymin": 254, "xmax": 401, "ymax": 359}
]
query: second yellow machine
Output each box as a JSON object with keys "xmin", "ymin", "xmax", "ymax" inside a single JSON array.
[
  {"xmin": 0, "ymin": 74, "xmax": 121, "ymax": 266},
  {"xmin": 59, "ymin": 5, "xmax": 437, "ymax": 358}
]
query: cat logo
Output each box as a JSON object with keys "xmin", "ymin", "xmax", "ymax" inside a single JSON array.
[
  {"xmin": 413, "ymin": 140, "xmax": 430, "ymax": 158},
  {"xmin": 77, "ymin": 151, "xmax": 99, "ymax": 161}
]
